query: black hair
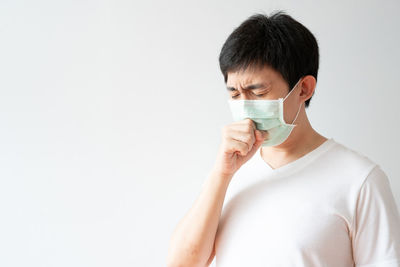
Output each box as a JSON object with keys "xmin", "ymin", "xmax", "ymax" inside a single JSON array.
[{"xmin": 218, "ymin": 10, "xmax": 319, "ymax": 108}]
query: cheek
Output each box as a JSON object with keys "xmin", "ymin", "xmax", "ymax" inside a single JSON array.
[{"xmin": 283, "ymin": 100, "xmax": 301, "ymax": 123}]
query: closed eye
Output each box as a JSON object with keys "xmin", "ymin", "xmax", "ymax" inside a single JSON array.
[
  {"xmin": 231, "ymin": 90, "xmax": 270, "ymax": 99},
  {"xmin": 231, "ymin": 93, "xmax": 266, "ymax": 99}
]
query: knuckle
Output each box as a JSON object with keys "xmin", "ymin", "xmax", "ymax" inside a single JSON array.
[
  {"xmin": 247, "ymin": 124, "xmax": 253, "ymax": 132},
  {"xmin": 244, "ymin": 135, "xmax": 252, "ymax": 144},
  {"xmin": 242, "ymin": 141, "xmax": 250, "ymax": 152}
]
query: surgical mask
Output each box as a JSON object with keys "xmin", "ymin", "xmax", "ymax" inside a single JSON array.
[{"xmin": 227, "ymin": 79, "xmax": 302, "ymax": 147}]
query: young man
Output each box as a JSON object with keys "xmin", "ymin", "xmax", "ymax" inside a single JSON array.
[{"xmin": 167, "ymin": 11, "xmax": 400, "ymax": 267}]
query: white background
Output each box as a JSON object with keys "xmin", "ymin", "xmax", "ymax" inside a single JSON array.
[{"xmin": 0, "ymin": 0, "xmax": 399, "ymax": 266}]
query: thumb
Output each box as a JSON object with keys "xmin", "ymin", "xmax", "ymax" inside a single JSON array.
[
  {"xmin": 245, "ymin": 130, "xmax": 266, "ymax": 159},
  {"xmin": 255, "ymin": 129, "xmax": 268, "ymax": 143},
  {"xmin": 250, "ymin": 130, "xmax": 267, "ymax": 152}
]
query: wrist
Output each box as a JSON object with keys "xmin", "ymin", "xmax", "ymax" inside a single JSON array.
[{"xmin": 210, "ymin": 167, "xmax": 234, "ymax": 183}]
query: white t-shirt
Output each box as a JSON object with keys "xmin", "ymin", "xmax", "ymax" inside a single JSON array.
[{"xmin": 212, "ymin": 137, "xmax": 400, "ymax": 267}]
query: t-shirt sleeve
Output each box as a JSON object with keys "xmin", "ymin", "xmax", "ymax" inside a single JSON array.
[{"xmin": 351, "ymin": 165, "xmax": 400, "ymax": 267}]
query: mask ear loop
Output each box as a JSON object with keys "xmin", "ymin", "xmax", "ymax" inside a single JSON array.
[
  {"xmin": 283, "ymin": 78, "xmax": 302, "ymax": 102},
  {"xmin": 290, "ymin": 102, "xmax": 302, "ymax": 125},
  {"xmin": 283, "ymin": 78, "xmax": 303, "ymax": 125}
]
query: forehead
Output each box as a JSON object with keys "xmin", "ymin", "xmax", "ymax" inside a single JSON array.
[{"xmin": 226, "ymin": 64, "xmax": 282, "ymax": 86}]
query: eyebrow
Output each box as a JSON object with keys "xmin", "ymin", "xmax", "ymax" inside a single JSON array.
[{"xmin": 226, "ymin": 83, "xmax": 267, "ymax": 91}]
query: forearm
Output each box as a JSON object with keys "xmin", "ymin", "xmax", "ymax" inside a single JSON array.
[{"xmin": 166, "ymin": 169, "xmax": 232, "ymax": 267}]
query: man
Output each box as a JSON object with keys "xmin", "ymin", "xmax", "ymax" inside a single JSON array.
[{"xmin": 167, "ymin": 11, "xmax": 400, "ymax": 267}]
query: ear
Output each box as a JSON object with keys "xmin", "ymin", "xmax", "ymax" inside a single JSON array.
[{"xmin": 299, "ymin": 75, "xmax": 316, "ymax": 102}]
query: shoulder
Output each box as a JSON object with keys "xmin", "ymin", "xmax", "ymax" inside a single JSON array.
[
  {"xmin": 329, "ymin": 140, "xmax": 397, "ymax": 219},
  {"xmin": 327, "ymin": 138, "xmax": 379, "ymax": 179}
]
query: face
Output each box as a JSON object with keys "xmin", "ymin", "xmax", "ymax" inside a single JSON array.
[{"xmin": 226, "ymin": 64, "xmax": 303, "ymax": 124}]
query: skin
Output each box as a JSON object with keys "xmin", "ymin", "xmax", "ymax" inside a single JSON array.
[{"xmin": 166, "ymin": 64, "xmax": 328, "ymax": 267}]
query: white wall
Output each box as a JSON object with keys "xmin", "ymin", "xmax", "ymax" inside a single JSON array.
[{"xmin": 0, "ymin": 0, "xmax": 399, "ymax": 266}]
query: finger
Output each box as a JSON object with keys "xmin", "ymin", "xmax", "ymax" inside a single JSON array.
[
  {"xmin": 225, "ymin": 136, "xmax": 251, "ymax": 157},
  {"xmin": 231, "ymin": 118, "xmax": 256, "ymax": 132},
  {"xmin": 231, "ymin": 121, "xmax": 257, "ymax": 141},
  {"xmin": 228, "ymin": 129, "xmax": 256, "ymax": 151},
  {"xmin": 255, "ymin": 129, "xmax": 269, "ymax": 142}
]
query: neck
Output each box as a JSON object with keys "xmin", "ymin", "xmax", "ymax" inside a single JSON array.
[{"xmin": 260, "ymin": 107, "xmax": 328, "ymax": 169}]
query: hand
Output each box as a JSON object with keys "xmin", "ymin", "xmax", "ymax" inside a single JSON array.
[{"xmin": 212, "ymin": 118, "xmax": 268, "ymax": 179}]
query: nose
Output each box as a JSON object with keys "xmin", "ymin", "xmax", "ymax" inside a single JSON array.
[{"xmin": 238, "ymin": 91, "xmax": 254, "ymax": 100}]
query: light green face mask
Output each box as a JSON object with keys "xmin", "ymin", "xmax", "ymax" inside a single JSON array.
[{"xmin": 227, "ymin": 79, "xmax": 302, "ymax": 147}]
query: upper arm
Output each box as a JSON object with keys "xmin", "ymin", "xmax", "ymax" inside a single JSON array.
[{"xmin": 351, "ymin": 165, "xmax": 400, "ymax": 266}]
